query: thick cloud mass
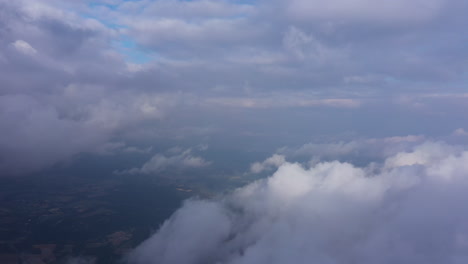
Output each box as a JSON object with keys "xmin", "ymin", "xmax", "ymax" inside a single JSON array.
[
  {"xmin": 128, "ymin": 141, "xmax": 468, "ymax": 264},
  {"xmin": 2, "ymin": 0, "xmax": 468, "ymax": 175}
]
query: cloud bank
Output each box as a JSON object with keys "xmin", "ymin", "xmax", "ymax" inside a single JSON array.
[
  {"xmin": 128, "ymin": 141, "xmax": 468, "ymax": 264},
  {"xmin": 2, "ymin": 0, "xmax": 468, "ymax": 175}
]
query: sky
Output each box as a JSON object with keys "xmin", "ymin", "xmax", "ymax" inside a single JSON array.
[
  {"xmin": 3, "ymin": 0, "xmax": 468, "ymax": 263},
  {"xmin": 1, "ymin": 0, "xmax": 468, "ymax": 176}
]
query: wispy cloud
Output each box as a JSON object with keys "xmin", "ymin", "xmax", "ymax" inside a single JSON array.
[{"xmin": 115, "ymin": 148, "xmax": 210, "ymax": 175}]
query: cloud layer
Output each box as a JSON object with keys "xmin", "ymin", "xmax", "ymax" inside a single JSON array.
[
  {"xmin": 2, "ymin": 0, "xmax": 468, "ymax": 175},
  {"xmin": 128, "ymin": 141, "xmax": 468, "ymax": 264},
  {"xmin": 116, "ymin": 148, "xmax": 210, "ymax": 175}
]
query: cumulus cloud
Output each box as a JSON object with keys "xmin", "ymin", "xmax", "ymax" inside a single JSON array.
[
  {"xmin": 117, "ymin": 149, "xmax": 210, "ymax": 175},
  {"xmin": 250, "ymin": 154, "xmax": 286, "ymax": 173},
  {"xmin": 127, "ymin": 141, "xmax": 468, "ymax": 263},
  {"xmin": 384, "ymin": 141, "xmax": 459, "ymax": 169}
]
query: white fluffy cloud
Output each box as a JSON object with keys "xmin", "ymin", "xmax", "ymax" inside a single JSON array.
[
  {"xmin": 250, "ymin": 154, "xmax": 286, "ymax": 173},
  {"xmin": 127, "ymin": 141, "xmax": 468, "ymax": 264}
]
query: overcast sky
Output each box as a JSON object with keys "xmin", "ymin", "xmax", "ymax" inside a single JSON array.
[
  {"xmin": 4, "ymin": 2, "xmax": 468, "ymax": 263},
  {"xmin": 1, "ymin": 0, "xmax": 468, "ymax": 175}
]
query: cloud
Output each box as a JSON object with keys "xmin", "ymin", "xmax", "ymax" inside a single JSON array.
[
  {"xmin": 285, "ymin": 0, "xmax": 444, "ymax": 24},
  {"xmin": 12, "ymin": 40, "xmax": 37, "ymax": 56},
  {"xmin": 2, "ymin": 0, "xmax": 468, "ymax": 176},
  {"xmin": 277, "ymin": 135, "xmax": 426, "ymax": 165},
  {"xmin": 384, "ymin": 141, "xmax": 459, "ymax": 169},
  {"xmin": 0, "ymin": 94, "xmax": 108, "ymax": 174},
  {"xmin": 128, "ymin": 200, "xmax": 231, "ymax": 264},
  {"xmin": 282, "ymin": 26, "xmax": 341, "ymax": 62},
  {"xmin": 0, "ymin": 89, "xmax": 173, "ymax": 174},
  {"xmin": 204, "ymin": 96, "xmax": 361, "ymax": 109},
  {"xmin": 453, "ymin": 128, "xmax": 468, "ymax": 137},
  {"xmin": 123, "ymin": 146, "xmax": 153, "ymax": 154},
  {"xmin": 250, "ymin": 154, "xmax": 286, "ymax": 173},
  {"xmin": 117, "ymin": 148, "xmax": 210, "ymax": 175},
  {"xmin": 127, "ymin": 140, "xmax": 468, "ymax": 264}
]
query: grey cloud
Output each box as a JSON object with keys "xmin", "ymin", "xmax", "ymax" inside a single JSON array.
[
  {"xmin": 453, "ymin": 128, "xmax": 468, "ymax": 137},
  {"xmin": 0, "ymin": 1, "xmax": 174, "ymax": 174},
  {"xmin": 116, "ymin": 148, "xmax": 211, "ymax": 175},
  {"xmin": 123, "ymin": 146, "xmax": 153, "ymax": 154},
  {"xmin": 283, "ymin": 0, "xmax": 445, "ymax": 24},
  {"xmin": 277, "ymin": 135, "xmax": 427, "ymax": 165},
  {"xmin": 0, "ymin": 83, "xmax": 176, "ymax": 174},
  {"xmin": 204, "ymin": 95, "xmax": 361, "ymax": 109},
  {"xmin": 128, "ymin": 140, "xmax": 468, "ymax": 264},
  {"xmin": 2, "ymin": 0, "xmax": 468, "ymax": 175},
  {"xmin": 129, "ymin": 200, "xmax": 231, "ymax": 264},
  {"xmin": 117, "ymin": 0, "xmax": 468, "ymax": 89},
  {"xmin": 11, "ymin": 40, "xmax": 38, "ymax": 56},
  {"xmin": 0, "ymin": 94, "xmax": 107, "ymax": 174}
]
